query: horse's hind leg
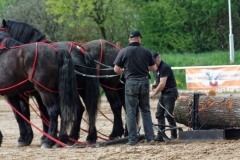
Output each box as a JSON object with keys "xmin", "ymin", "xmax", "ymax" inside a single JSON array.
[
  {"xmin": 67, "ymin": 96, "xmax": 85, "ymax": 146},
  {"xmin": 34, "ymin": 95, "xmax": 49, "ymax": 145},
  {"xmin": 4, "ymin": 95, "xmax": 33, "ymax": 147},
  {"xmin": 103, "ymin": 88, "xmax": 125, "ymax": 139},
  {"xmin": 78, "ymin": 90, "xmax": 98, "ymax": 144}
]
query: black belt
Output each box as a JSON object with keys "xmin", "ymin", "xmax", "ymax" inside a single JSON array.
[
  {"xmin": 163, "ymin": 87, "xmax": 177, "ymax": 92},
  {"xmin": 126, "ymin": 76, "xmax": 148, "ymax": 80}
]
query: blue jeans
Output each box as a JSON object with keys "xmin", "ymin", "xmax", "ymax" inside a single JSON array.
[
  {"xmin": 125, "ymin": 78, "xmax": 154, "ymax": 144},
  {"xmin": 156, "ymin": 88, "xmax": 179, "ymax": 136}
]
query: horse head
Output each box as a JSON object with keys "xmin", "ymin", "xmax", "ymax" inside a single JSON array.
[{"xmin": 1, "ymin": 19, "xmax": 46, "ymax": 43}]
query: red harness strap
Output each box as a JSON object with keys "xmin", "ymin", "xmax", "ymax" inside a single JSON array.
[
  {"xmin": 0, "ymin": 27, "xmax": 6, "ymax": 32},
  {"xmin": 30, "ymin": 43, "xmax": 58, "ymax": 92},
  {"xmin": 0, "ymin": 42, "xmax": 58, "ymax": 93},
  {"xmin": 98, "ymin": 40, "xmax": 124, "ymax": 90},
  {"xmin": 0, "ymin": 38, "xmax": 8, "ymax": 50}
]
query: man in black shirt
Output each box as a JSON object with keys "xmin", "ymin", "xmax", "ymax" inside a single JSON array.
[
  {"xmin": 150, "ymin": 52, "xmax": 179, "ymax": 141},
  {"xmin": 114, "ymin": 30, "xmax": 157, "ymax": 146}
]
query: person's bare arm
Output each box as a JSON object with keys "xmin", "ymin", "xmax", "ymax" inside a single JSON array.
[
  {"xmin": 114, "ymin": 65, "xmax": 123, "ymax": 74},
  {"xmin": 150, "ymin": 77, "xmax": 167, "ymax": 98},
  {"xmin": 150, "ymin": 80, "xmax": 157, "ymax": 91}
]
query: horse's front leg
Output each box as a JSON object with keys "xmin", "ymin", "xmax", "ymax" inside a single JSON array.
[
  {"xmin": 5, "ymin": 95, "xmax": 33, "ymax": 147},
  {"xmin": 79, "ymin": 90, "xmax": 98, "ymax": 144},
  {"xmin": 19, "ymin": 94, "xmax": 34, "ymax": 145},
  {"xmin": 38, "ymin": 92, "xmax": 60, "ymax": 149}
]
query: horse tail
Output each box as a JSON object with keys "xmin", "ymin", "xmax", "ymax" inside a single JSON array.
[
  {"xmin": 0, "ymin": 130, "xmax": 2, "ymax": 146},
  {"xmin": 84, "ymin": 52, "xmax": 100, "ymax": 138},
  {"xmin": 58, "ymin": 49, "xmax": 78, "ymax": 130}
]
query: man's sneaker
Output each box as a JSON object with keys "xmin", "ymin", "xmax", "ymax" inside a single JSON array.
[
  {"xmin": 140, "ymin": 139, "xmax": 155, "ymax": 145},
  {"xmin": 154, "ymin": 134, "xmax": 164, "ymax": 142},
  {"xmin": 125, "ymin": 142, "xmax": 138, "ymax": 146},
  {"xmin": 146, "ymin": 140, "xmax": 155, "ymax": 145}
]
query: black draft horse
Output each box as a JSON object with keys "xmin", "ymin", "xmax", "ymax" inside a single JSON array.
[
  {"xmin": 0, "ymin": 19, "xmax": 100, "ymax": 146},
  {"xmin": 0, "ymin": 29, "xmax": 100, "ymax": 148},
  {"xmin": 1, "ymin": 19, "xmax": 128, "ymax": 140},
  {"xmin": 0, "ymin": 31, "xmax": 79, "ymax": 148}
]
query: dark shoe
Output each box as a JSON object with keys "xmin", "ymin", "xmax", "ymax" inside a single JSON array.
[
  {"xmin": 125, "ymin": 142, "xmax": 137, "ymax": 146},
  {"xmin": 140, "ymin": 139, "xmax": 155, "ymax": 145},
  {"xmin": 170, "ymin": 135, "xmax": 177, "ymax": 140},
  {"xmin": 154, "ymin": 134, "xmax": 164, "ymax": 142},
  {"xmin": 146, "ymin": 140, "xmax": 155, "ymax": 145}
]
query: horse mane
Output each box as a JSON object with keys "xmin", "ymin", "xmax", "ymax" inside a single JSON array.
[
  {"xmin": 5, "ymin": 38, "xmax": 23, "ymax": 47},
  {"xmin": 0, "ymin": 31, "xmax": 22, "ymax": 48},
  {"xmin": 6, "ymin": 20, "xmax": 46, "ymax": 43}
]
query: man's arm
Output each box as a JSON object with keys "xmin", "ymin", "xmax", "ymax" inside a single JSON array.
[
  {"xmin": 150, "ymin": 76, "xmax": 167, "ymax": 98},
  {"xmin": 149, "ymin": 64, "xmax": 157, "ymax": 72},
  {"xmin": 150, "ymin": 80, "xmax": 157, "ymax": 91},
  {"xmin": 114, "ymin": 65, "xmax": 123, "ymax": 75}
]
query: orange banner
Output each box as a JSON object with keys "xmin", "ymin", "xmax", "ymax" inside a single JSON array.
[{"xmin": 186, "ymin": 66, "xmax": 240, "ymax": 92}]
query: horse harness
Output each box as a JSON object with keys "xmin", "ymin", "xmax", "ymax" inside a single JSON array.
[{"xmin": 0, "ymin": 41, "xmax": 58, "ymax": 93}]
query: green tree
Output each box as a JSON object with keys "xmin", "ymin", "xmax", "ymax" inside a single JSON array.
[
  {"xmin": 0, "ymin": 0, "xmax": 23, "ymax": 12},
  {"xmin": 0, "ymin": 0, "xmax": 64, "ymax": 41},
  {"xmin": 137, "ymin": 0, "xmax": 231, "ymax": 53},
  {"xmin": 45, "ymin": 0, "xmax": 141, "ymax": 45},
  {"xmin": 134, "ymin": 0, "xmax": 240, "ymax": 53},
  {"xmin": 45, "ymin": 0, "xmax": 116, "ymax": 39}
]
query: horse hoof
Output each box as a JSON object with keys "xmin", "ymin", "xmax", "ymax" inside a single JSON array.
[
  {"xmin": 67, "ymin": 141, "xmax": 75, "ymax": 146},
  {"xmin": 53, "ymin": 143, "xmax": 63, "ymax": 148},
  {"xmin": 41, "ymin": 143, "xmax": 52, "ymax": 149},
  {"xmin": 85, "ymin": 141, "xmax": 95, "ymax": 147},
  {"xmin": 39, "ymin": 139, "xmax": 44, "ymax": 145},
  {"xmin": 17, "ymin": 142, "xmax": 30, "ymax": 147}
]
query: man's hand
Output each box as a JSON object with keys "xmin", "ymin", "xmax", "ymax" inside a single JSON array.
[
  {"xmin": 150, "ymin": 84, "xmax": 156, "ymax": 91},
  {"xmin": 121, "ymin": 68, "xmax": 124, "ymax": 74},
  {"xmin": 149, "ymin": 91, "xmax": 156, "ymax": 99}
]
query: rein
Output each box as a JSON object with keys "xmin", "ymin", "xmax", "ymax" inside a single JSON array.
[
  {"xmin": 74, "ymin": 40, "xmax": 124, "ymax": 79},
  {"xmin": 74, "ymin": 70, "xmax": 120, "ymax": 78},
  {"xmin": 75, "ymin": 62, "xmax": 114, "ymax": 71}
]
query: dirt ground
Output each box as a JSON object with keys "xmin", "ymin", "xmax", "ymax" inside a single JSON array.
[{"xmin": 0, "ymin": 97, "xmax": 240, "ymax": 160}]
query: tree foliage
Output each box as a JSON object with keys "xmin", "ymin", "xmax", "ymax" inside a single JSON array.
[
  {"xmin": 1, "ymin": 0, "xmax": 240, "ymax": 53},
  {"xmin": 0, "ymin": 0, "xmax": 64, "ymax": 41},
  {"xmin": 137, "ymin": 0, "xmax": 235, "ymax": 53}
]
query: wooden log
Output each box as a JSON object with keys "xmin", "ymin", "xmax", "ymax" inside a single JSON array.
[{"xmin": 174, "ymin": 94, "xmax": 240, "ymax": 129}]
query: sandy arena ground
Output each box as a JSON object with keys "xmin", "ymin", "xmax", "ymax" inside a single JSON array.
[{"xmin": 0, "ymin": 97, "xmax": 240, "ymax": 160}]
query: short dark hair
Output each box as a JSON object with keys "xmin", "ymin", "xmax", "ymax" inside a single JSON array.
[{"xmin": 151, "ymin": 52, "xmax": 159, "ymax": 58}]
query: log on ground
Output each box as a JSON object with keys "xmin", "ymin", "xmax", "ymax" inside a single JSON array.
[{"xmin": 174, "ymin": 94, "xmax": 240, "ymax": 129}]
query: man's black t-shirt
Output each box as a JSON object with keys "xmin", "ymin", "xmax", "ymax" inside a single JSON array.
[
  {"xmin": 113, "ymin": 42, "xmax": 155, "ymax": 78},
  {"xmin": 154, "ymin": 60, "xmax": 177, "ymax": 90}
]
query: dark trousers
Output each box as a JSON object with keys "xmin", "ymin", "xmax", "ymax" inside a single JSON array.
[
  {"xmin": 156, "ymin": 88, "xmax": 178, "ymax": 137},
  {"xmin": 125, "ymin": 78, "xmax": 154, "ymax": 144}
]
